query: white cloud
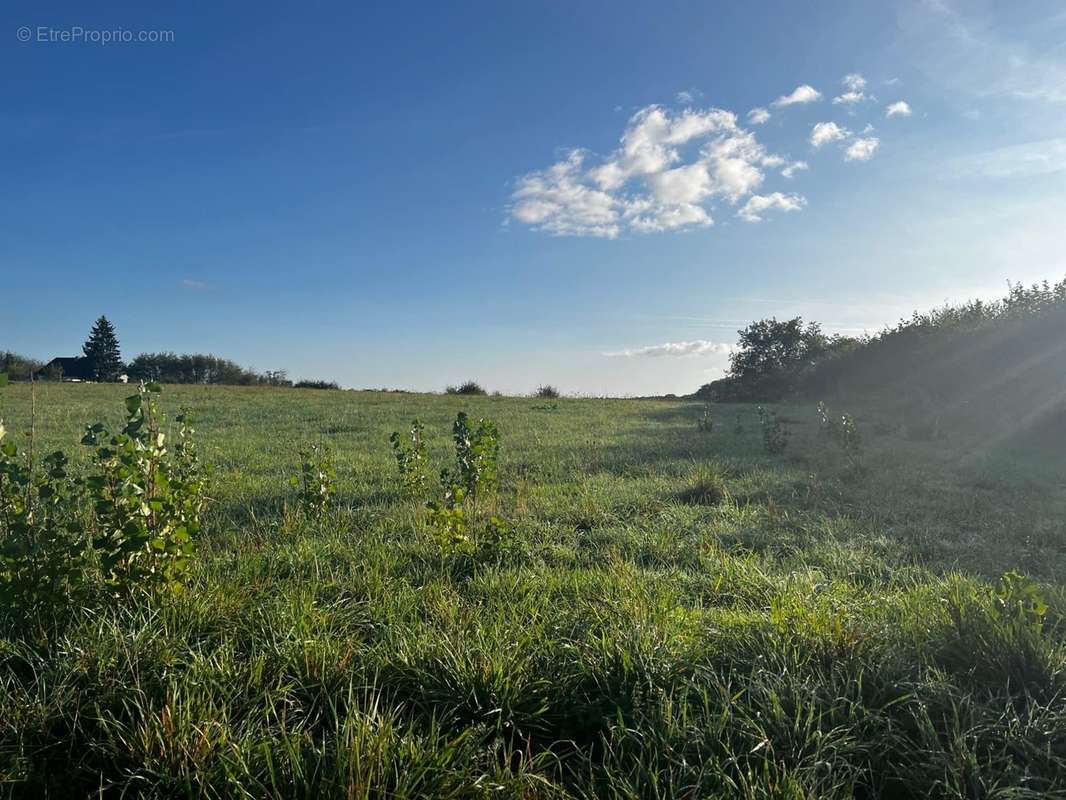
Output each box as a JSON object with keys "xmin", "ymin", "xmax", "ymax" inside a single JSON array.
[
  {"xmin": 833, "ymin": 73, "xmax": 870, "ymax": 105},
  {"xmin": 511, "ymin": 103, "xmax": 793, "ymax": 237},
  {"xmin": 810, "ymin": 121, "xmax": 849, "ymax": 147},
  {"xmin": 772, "ymin": 84, "xmax": 822, "ymax": 107},
  {"xmin": 747, "ymin": 107, "xmax": 771, "ymax": 124},
  {"xmin": 844, "ymin": 137, "xmax": 880, "ymax": 161},
  {"xmin": 512, "ymin": 150, "xmax": 622, "ymax": 238},
  {"xmin": 737, "ymin": 192, "xmax": 806, "ymax": 222},
  {"xmin": 605, "ymin": 340, "xmax": 734, "ymax": 357},
  {"xmin": 885, "ymin": 100, "xmax": 912, "ymax": 117},
  {"xmin": 181, "ymin": 279, "xmax": 207, "ymax": 290},
  {"xmin": 511, "ymin": 82, "xmax": 905, "ymax": 237}
]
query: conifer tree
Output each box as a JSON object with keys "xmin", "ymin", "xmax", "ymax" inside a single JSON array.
[{"xmin": 82, "ymin": 316, "xmax": 124, "ymax": 382}]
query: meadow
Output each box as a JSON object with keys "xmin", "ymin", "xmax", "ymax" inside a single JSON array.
[{"xmin": 1, "ymin": 382, "xmax": 1065, "ymax": 798}]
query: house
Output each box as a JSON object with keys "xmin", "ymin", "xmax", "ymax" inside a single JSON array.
[{"xmin": 35, "ymin": 356, "xmax": 94, "ymax": 381}]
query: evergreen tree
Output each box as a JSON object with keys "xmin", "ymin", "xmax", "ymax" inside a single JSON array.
[{"xmin": 82, "ymin": 316, "xmax": 124, "ymax": 382}]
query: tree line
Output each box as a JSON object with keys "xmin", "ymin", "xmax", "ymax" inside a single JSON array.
[{"xmin": 2, "ymin": 316, "xmax": 337, "ymax": 388}]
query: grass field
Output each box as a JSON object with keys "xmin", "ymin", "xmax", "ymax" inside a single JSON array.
[{"xmin": 2, "ymin": 383, "xmax": 1065, "ymax": 798}]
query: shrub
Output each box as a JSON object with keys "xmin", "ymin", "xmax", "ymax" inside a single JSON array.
[
  {"xmin": 290, "ymin": 443, "xmax": 337, "ymax": 518},
  {"xmin": 757, "ymin": 406, "xmax": 789, "ymax": 455},
  {"xmin": 446, "ymin": 412, "xmax": 499, "ymax": 508},
  {"xmin": 535, "ymin": 385, "xmax": 561, "ymax": 399},
  {"xmin": 696, "ymin": 406, "xmax": 714, "ymax": 433},
  {"xmin": 0, "ymin": 373, "xmax": 8, "ymax": 387},
  {"xmin": 0, "ymin": 423, "xmax": 88, "ymax": 616},
  {"xmin": 294, "ymin": 379, "xmax": 340, "ymax": 390},
  {"xmin": 81, "ymin": 382, "xmax": 208, "ymax": 594},
  {"xmin": 390, "ymin": 419, "xmax": 428, "ymax": 494},
  {"xmin": 425, "ymin": 483, "xmax": 468, "ymax": 555},
  {"xmin": 445, "ymin": 381, "xmax": 487, "ymax": 396},
  {"xmin": 817, "ymin": 401, "xmax": 863, "ymax": 467}
]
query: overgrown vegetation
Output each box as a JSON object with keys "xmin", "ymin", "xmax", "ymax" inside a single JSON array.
[
  {"xmin": 1, "ymin": 384, "xmax": 1064, "ymax": 797},
  {"xmin": 696, "ymin": 277, "xmax": 1066, "ymax": 445}
]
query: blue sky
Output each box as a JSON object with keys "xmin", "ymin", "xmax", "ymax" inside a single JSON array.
[{"xmin": 2, "ymin": 0, "xmax": 1064, "ymax": 395}]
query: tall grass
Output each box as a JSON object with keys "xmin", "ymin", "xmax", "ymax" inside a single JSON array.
[{"xmin": 0, "ymin": 384, "xmax": 1064, "ymax": 797}]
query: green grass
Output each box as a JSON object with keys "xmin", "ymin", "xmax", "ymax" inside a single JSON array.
[{"xmin": 2, "ymin": 383, "xmax": 1065, "ymax": 798}]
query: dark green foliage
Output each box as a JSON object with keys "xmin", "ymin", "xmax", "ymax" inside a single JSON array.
[
  {"xmin": 390, "ymin": 419, "xmax": 428, "ymax": 494},
  {"xmin": 445, "ymin": 381, "xmax": 487, "ymax": 395},
  {"xmin": 290, "ymin": 443, "xmax": 336, "ymax": 517},
  {"xmin": 0, "ymin": 373, "xmax": 7, "ymax": 388},
  {"xmin": 534, "ymin": 384, "xmax": 561, "ymax": 399},
  {"xmin": 0, "ymin": 424, "xmax": 88, "ymax": 617},
  {"xmin": 81, "ymin": 315, "xmax": 124, "ymax": 382},
  {"xmin": 294, "ymin": 379, "xmax": 340, "ymax": 390},
  {"xmin": 696, "ymin": 318, "xmax": 858, "ymax": 402},
  {"xmin": 81, "ymin": 382, "xmax": 207, "ymax": 592},
  {"xmin": 127, "ymin": 352, "xmax": 294, "ymax": 386},
  {"xmin": 757, "ymin": 405, "xmax": 789, "ymax": 454},
  {"xmin": 0, "ymin": 352, "xmax": 42, "ymax": 382}
]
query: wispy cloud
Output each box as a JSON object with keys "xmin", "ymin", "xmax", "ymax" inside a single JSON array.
[
  {"xmin": 772, "ymin": 84, "xmax": 822, "ymax": 107},
  {"xmin": 747, "ymin": 107, "xmax": 771, "ymax": 125},
  {"xmin": 781, "ymin": 160, "xmax": 809, "ymax": 178},
  {"xmin": 948, "ymin": 137, "xmax": 1066, "ymax": 178},
  {"xmin": 885, "ymin": 100, "xmax": 912, "ymax": 117},
  {"xmin": 181, "ymin": 279, "xmax": 208, "ymax": 290},
  {"xmin": 605, "ymin": 340, "xmax": 734, "ymax": 357}
]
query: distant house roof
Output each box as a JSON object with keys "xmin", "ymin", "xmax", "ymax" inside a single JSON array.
[{"xmin": 37, "ymin": 356, "xmax": 94, "ymax": 380}]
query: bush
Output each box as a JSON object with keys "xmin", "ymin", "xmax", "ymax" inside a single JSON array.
[
  {"xmin": 758, "ymin": 406, "xmax": 789, "ymax": 455},
  {"xmin": 0, "ymin": 373, "xmax": 8, "ymax": 387},
  {"xmin": 294, "ymin": 380, "xmax": 340, "ymax": 390},
  {"xmin": 445, "ymin": 381, "xmax": 487, "ymax": 396},
  {"xmin": 0, "ymin": 425, "xmax": 88, "ymax": 616},
  {"xmin": 535, "ymin": 385, "xmax": 561, "ymax": 399},
  {"xmin": 82, "ymin": 382, "xmax": 208, "ymax": 594}
]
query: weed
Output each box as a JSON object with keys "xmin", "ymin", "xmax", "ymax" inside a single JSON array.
[
  {"xmin": 425, "ymin": 483, "xmax": 469, "ymax": 555},
  {"xmin": 390, "ymin": 419, "xmax": 428, "ymax": 495},
  {"xmin": 291, "ymin": 442, "xmax": 336, "ymax": 518},
  {"xmin": 696, "ymin": 405, "xmax": 714, "ymax": 433},
  {"xmin": 757, "ymin": 406, "xmax": 789, "ymax": 455}
]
